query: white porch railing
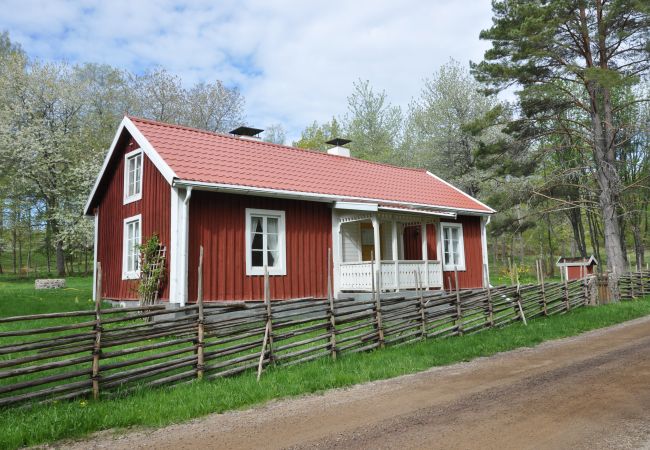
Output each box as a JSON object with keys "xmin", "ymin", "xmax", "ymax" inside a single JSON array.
[{"xmin": 339, "ymin": 260, "xmax": 443, "ymax": 292}]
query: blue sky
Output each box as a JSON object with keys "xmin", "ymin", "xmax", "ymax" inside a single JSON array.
[{"xmin": 0, "ymin": 0, "xmax": 494, "ymax": 141}]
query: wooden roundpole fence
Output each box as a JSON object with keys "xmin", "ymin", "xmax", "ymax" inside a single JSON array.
[
  {"xmin": 264, "ymin": 265, "xmax": 274, "ymax": 362},
  {"xmin": 454, "ymin": 267, "xmax": 463, "ymax": 335},
  {"xmin": 564, "ymin": 275, "xmax": 571, "ymax": 311},
  {"xmin": 371, "ymin": 253, "xmax": 385, "ymax": 349},
  {"xmin": 196, "ymin": 246, "xmax": 205, "ymax": 380},
  {"xmin": 257, "ymin": 265, "xmax": 273, "ymax": 381},
  {"xmin": 92, "ymin": 262, "xmax": 103, "ymax": 400},
  {"xmin": 484, "ymin": 264, "xmax": 494, "ymax": 327},
  {"xmin": 327, "ymin": 248, "xmax": 337, "ymax": 360},
  {"xmin": 415, "ymin": 270, "xmax": 426, "ymax": 339},
  {"xmin": 539, "ymin": 261, "xmax": 548, "ymax": 315}
]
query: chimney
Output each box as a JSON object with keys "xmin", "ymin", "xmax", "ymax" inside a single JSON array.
[
  {"xmin": 230, "ymin": 126, "xmax": 264, "ymax": 140},
  {"xmin": 325, "ymin": 138, "xmax": 351, "ymax": 157}
]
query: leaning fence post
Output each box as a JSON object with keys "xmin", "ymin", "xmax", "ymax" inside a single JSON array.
[
  {"xmin": 196, "ymin": 246, "xmax": 205, "ymax": 380},
  {"xmin": 92, "ymin": 262, "xmax": 103, "ymax": 400},
  {"xmin": 264, "ymin": 265, "xmax": 274, "ymax": 362},
  {"xmin": 454, "ymin": 267, "xmax": 463, "ymax": 335},
  {"xmin": 484, "ymin": 264, "xmax": 494, "ymax": 328},
  {"xmin": 327, "ymin": 248, "xmax": 337, "ymax": 360},
  {"xmin": 564, "ymin": 275, "xmax": 571, "ymax": 311},
  {"xmin": 371, "ymin": 253, "xmax": 385, "ymax": 348},
  {"xmin": 539, "ymin": 262, "xmax": 548, "ymax": 315},
  {"xmin": 515, "ymin": 283, "xmax": 527, "ymax": 325},
  {"xmin": 416, "ymin": 270, "xmax": 426, "ymax": 339}
]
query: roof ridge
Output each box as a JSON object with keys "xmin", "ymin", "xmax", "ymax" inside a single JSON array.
[{"xmin": 127, "ymin": 115, "xmax": 427, "ymax": 174}]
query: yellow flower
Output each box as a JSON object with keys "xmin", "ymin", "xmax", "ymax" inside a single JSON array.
[{"xmin": 79, "ymin": 400, "xmax": 88, "ymax": 408}]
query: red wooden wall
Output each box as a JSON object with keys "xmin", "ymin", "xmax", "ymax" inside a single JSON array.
[
  {"xmin": 95, "ymin": 136, "xmax": 171, "ymax": 301},
  {"xmin": 403, "ymin": 217, "xmax": 484, "ymax": 290},
  {"xmin": 187, "ymin": 191, "xmax": 332, "ymax": 302},
  {"xmin": 567, "ymin": 265, "xmax": 594, "ymax": 280}
]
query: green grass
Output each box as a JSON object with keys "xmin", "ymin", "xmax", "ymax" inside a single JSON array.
[
  {"xmin": 0, "ymin": 277, "xmax": 649, "ymax": 448},
  {"xmin": 0, "ymin": 276, "xmax": 96, "ymax": 317}
]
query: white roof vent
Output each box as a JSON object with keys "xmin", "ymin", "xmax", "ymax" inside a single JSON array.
[{"xmin": 326, "ymin": 138, "xmax": 351, "ymax": 157}]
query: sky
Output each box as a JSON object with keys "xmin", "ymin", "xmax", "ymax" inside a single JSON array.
[{"xmin": 0, "ymin": 0, "xmax": 495, "ymax": 141}]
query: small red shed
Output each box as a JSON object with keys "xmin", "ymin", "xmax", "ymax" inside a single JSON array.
[
  {"xmin": 556, "ymin": 256, "xmax": 598, "ymax": 281},
  {"xmin": 85, "ymin": 116, "xmax": 495, "ymax": 304}
]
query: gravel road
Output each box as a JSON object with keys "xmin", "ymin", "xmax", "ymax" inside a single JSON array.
[{"xmin": 57, "ymin": 315, "xmax": 650, "ymax": 450}]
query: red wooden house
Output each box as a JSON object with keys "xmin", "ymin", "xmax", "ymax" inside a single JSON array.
[{"xmin": 85, "ymin": 117, "xmax": 495, "ymax": 305}]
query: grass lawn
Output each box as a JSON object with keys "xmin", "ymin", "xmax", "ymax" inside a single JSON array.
[{"xmin": 0, "ymin": 277, "xmax": 649, "ymax": 448}]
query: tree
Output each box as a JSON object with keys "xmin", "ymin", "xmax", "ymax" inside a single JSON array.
[
  {"xmin": 130, "ymin": 68, "xmax": 186, "ymax": 123},
  {"xmin": 263, "ymin": 124, "xmax": 287, "ymax": 145},
  {"xmin": 184, "ymin": 80, "xmax": 245, "ymax": 132},
  {"xmin": 0, "ymin": 61, "xmax": 96, "ymax": 276},
  {"xmin": 473, "ymin": 0, "xmax": 650, "ymax": 274},
  {"xmin": 344, "ymin": 79, "xmax": 402, "ymax": 162},
  {"xmin": 404, "ymin": 59, "xmax": 500, "ymax": 197},
  {"xmin": 294, "ymin": 118, "xmax": 343, "ymax": 151}
]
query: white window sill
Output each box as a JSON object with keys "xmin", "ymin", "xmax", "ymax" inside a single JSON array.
[
  {"xmin": 123, "ymin": 193, "xmax": 142, "ymax": 205},
  {"xmin": 443, "ymin": 265, "xmax": 466, "ymax": 272},
  {"xmin": 122, "ymin": 271, "xmax": 140, "ymax": 280},
  {"xmin": 246, "ymin": 268, "xmax": 287, "ymax": 277}
]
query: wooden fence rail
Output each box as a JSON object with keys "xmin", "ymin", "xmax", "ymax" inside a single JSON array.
[{"xmin": 0, "ymin": 271, "xmax": 647, "ymax": 408}]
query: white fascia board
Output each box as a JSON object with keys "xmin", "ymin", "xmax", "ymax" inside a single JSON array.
[
  {"xmin": 378, "ymin": 206, "xmax": 456, "ymax": 218},
  {"xmin": 84, "ymin": 117, "xmax": 177, "ymax": 215},
  {"xmin": 556, "ymin": 256, "xmax": 598, "ymax": 267},
  {"xmin": 173, "ymin": 180, "xmax": 493, "ymax": 216},
  {"xmin": 335, "ymin": 201, "xmax": 378, "ymax": 211},
  {"xmin": 425, "ymin": 171, "xmax": 496, "ymax": 214}
]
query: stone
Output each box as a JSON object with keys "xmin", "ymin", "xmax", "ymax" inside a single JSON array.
[{"xmin": 35, "ymin": 279, "xmax": 66, "ymax": 289}]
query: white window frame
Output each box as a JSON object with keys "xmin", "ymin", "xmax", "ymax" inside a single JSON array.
[
  {"xmin": 122, "ymin": 214, "xmax": 142, "ymax": 280},
  {"xmin": 245, "ymin": 208, "xmax": 287, "ymax": 276},
  {"xmin": 440, "ymin": 222, "xmax": 466, "ymax": 271},
  {"xmin": 123, "ymin": 149, "xmax": 143, "ymax": 205}
]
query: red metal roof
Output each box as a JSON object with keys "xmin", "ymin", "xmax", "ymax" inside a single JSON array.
[{"xmin": 129, "ymin": 117, "xmax": 493, "ymax": 213}]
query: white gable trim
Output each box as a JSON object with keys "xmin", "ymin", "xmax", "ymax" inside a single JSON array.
[
  {"xmin": 556, "ymin": 255, "xmax": 598, "ymax": 267},
  {"xmin": 84, "ymin": 117, "xmax": 177, "ymax": 215},
  {"xmin": 425, "ymin": 171, "xmax": 496, "ymax": 214}
]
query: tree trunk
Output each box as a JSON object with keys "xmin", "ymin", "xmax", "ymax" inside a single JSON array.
[
  {"xmin": 55, "ymin": 239, "xmax": 65, "ymax": 277},
  {"xmin": 12, "ymin": 226, "xmax": 16, "ymax": 275},
  {"xmin": 545, "ymin": 213, "xmax": 555, "ymax": 277},
  {"xmin": 567, "ymin": 207, "xmax": 587, "ymax": 257},
  {"xmin": 632, "ymin": 222, "xmax": 645, "ymax": 270}
]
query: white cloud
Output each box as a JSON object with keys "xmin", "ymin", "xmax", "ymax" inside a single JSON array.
[{"xmin": 0, "ymin": 0, "xmax": 494, "ymax": 141}]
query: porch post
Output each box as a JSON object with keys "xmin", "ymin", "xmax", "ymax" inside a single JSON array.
[
  {"xmin": 421, "ymin": 222, "xmax": 429, "ymax": 290},
  {"xmin": 372, "ymin": 214, "xmax": 381, "ymax": 291},
  {"xmin": 392, "ymin": 220, "xmax": 399, "ymax": 292}
]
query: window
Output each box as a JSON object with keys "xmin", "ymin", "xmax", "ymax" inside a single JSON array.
[
  {"xmin": 441, "ymin": 222, "xmax": 465, "ymax": 271},
  {"xmin": 245, "ymin": 209, "xmax": 286, "ymax": 276},
  {"xmin": 122, "ymin": 215, "xmax": 141, "ymax": 279},
  {"xmin": 124, "ymin": 149, "xmax": 143, "ymax": 204}
]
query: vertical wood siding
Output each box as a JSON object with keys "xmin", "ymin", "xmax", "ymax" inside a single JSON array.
[
  {"xmin": 95, "ymin": 136, "xmax": 171, "ymax": 300},
  {"xmin": 567, "ymin": 265, "xmax": 594, "ymax": 280},
  {"xmin": 187, "ymin": 191, "xmax": 332, "ymax": 302},
  {"xmin": 440, "ymin": 216, "xmax": 484, "ymax": 290}
]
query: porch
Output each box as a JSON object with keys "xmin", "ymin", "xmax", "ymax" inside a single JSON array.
[
  {"xmin": 334, "ymin": 203, "xmax": 452, "ymax": 294},
  {"xmin": 340, "ymin": 260, "xmax": 443, "ymax": 291}
]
